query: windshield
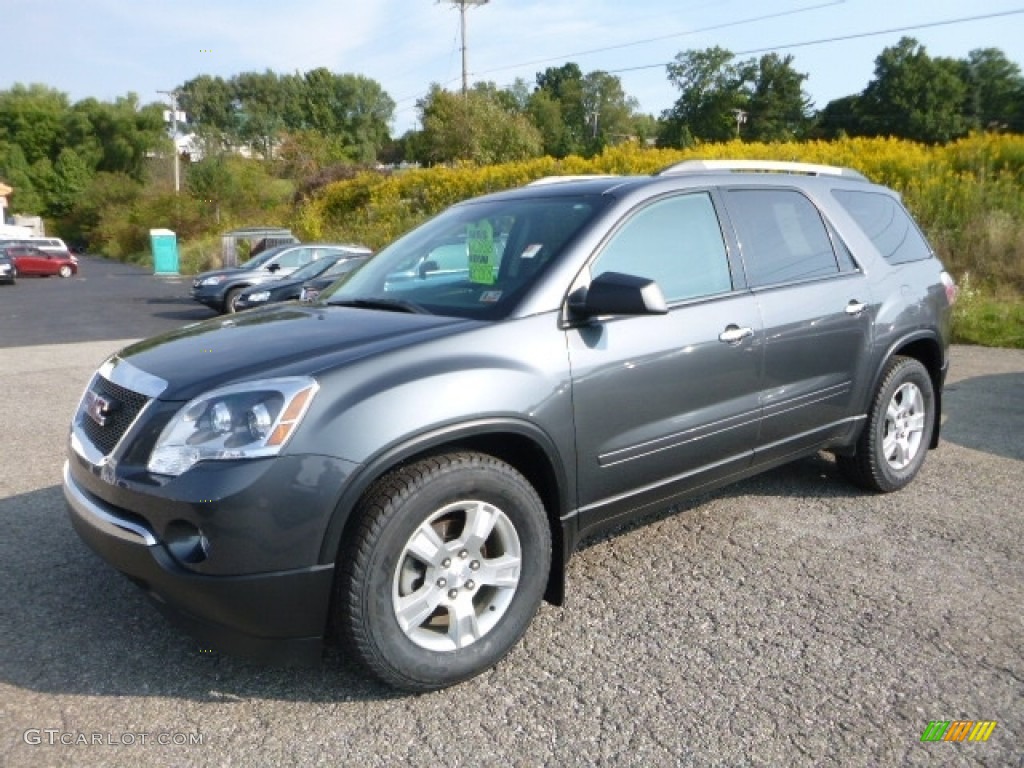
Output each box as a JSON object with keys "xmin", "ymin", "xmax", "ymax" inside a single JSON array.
[
  {"xmin": 289, "ymin": 255, "xmax": 343, "ymax": 281},
  {"xmin": 323, "ymin": 195, "xmax": 603, "ymax": 319}
]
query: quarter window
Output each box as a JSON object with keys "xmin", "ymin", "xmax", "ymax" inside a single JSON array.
[
  {"xmin": 591, "ymin": 192, "xmax": 732, "ymax": 303},
  {"xmin": 725, "ymin": 189, "xmax": 839, "ymax": 287}
]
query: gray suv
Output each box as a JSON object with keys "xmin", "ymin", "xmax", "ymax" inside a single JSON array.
[{"xmin": 63, "ymin": 161, "xmax": 956, "ymax": 691}]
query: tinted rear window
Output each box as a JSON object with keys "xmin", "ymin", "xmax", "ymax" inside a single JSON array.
[
  {"xmin": 725, "ymin": 189, "xmax": 840, "ymax": 287},
  {"xmin": 832, "ymin": 190, "xmax": 932, "ymax": 264}
]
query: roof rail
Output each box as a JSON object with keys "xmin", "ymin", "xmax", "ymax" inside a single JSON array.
[
  {"xmin": 656, "ymin": 159, "xmax": 868, "ymax": 181},
  {"xmin": 527, "ymin": 174, "xmax": 618, "ymax": 186}
]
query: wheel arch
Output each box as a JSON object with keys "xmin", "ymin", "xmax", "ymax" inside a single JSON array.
[
  {"xmin": 318, "ymin": 419, "xmax": 574, "ymax": 607},
  {"xmin": 875, "ymin": 332, "xmax": 946, "ymax": 449}
]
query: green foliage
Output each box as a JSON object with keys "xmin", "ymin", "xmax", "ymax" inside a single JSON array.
[
  {"xmin": 178, "ymin": 68, "xmax": 395, "ymax": 162},
  {"xmin": 417, "ymin": 86, "xmax": 543, "ymax": 165},
  {"xmin": 951, "ymin": 275, "xmax": 1024, "ymax": 348},
  {"xmin": 50, "ymin": 148, "xmax": 92, "ymax": 216},
  {"xmin": 663, "ymin": 47, "xmax": 756, "ymax": 144},
  {"xmin": 860, "ymin": 38, "xmax": 967, "ymax": 142},
  {"xmin": 0, "ymin": 143, "xmax": 46, "ymax": 213},
  {"xmin": 0, "ymin": 84, "xmax": 69, "ymax": 164}
]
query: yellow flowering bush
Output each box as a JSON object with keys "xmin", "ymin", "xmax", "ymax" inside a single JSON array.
[{"xmin": 295, "ymin": 134, "xmax": 1024, "ymax": 293}]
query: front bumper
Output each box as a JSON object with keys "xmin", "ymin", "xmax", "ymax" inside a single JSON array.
[
  {"xmin": 190, "ymin": 285, "xmax": 227, "ymax": 309},
  {"xmin": 63, "ymin": 461, "xmax": 335, "ymax": 664}
]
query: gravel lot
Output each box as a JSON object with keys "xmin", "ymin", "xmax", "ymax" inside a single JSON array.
[{"xmin": 0, "ymin": 257, "xmax": 1020, "ymax": 767}]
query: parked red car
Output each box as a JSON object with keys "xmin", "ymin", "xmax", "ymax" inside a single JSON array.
[{"xmin": 0, "ymin": 245, "xmax": 78, "ymax": 278}]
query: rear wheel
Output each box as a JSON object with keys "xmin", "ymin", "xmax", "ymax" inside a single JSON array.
[
  {"xmin": 837, "ymin": 356, "xmax": 934, "ymax": 492},
  {"xmin": 337, "ymin": 452, "xmax": 551, "ymax": 691}
]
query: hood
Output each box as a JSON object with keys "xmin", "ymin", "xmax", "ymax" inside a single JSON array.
[
  {"xmin": 116, "ymin": 303, "xmax": 475, "ymax": 401},
  {"xmin": 242, "ymin": 274, "xmax": 305, "ymax": 296}
]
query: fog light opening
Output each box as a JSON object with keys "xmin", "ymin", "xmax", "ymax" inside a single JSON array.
[{"xmin": 165, "ymin": 520, "xmax": 210, "ymax": 564}]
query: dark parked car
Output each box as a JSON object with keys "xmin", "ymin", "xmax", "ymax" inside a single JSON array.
[
  {"xmin": 0, "ymin": 253, "xmax": 14, "ymax": 284},
  {"xmin": 190, "ymin": 243, "xmax": 367, "ymax": 313},
  {"xmin": 234, "ymin": 249, "xmax": 371, "ymax": 311},
  {"xmin": 0, "ymin": 245, "xmax": 78, "ymax": 277},
  {"xmin": 64, "ymin": 161, "xmax": 956, "ymax": 692}
]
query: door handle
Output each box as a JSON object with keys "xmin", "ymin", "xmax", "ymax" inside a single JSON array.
[
  {"xmin": 718, "ymin": 325, "xmax": 753, "ymax": 344},
  {"xmin": 845, "ymin": 300, "xmax": 867, "ymax": 315}
]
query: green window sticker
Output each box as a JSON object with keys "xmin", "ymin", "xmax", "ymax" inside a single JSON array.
[{"xmin": 467, "ymin": 221, "xmax": 496, "ymax": 285}]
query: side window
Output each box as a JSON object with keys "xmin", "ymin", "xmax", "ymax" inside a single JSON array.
[
  {"xmin": 275, "ymin": 248, "xmax": 311, "ymax": 269},
  {"xmin": 428, "ymin": 242, "xmax": 469, "ymax": 271},
  {"xmin": 725, "ymin": 189, "xmax": 839, "ymax": 287},
  {"xmin": 832, "ymin": 189, "xmax": 932, "ymax": 264},
  {"xmin": 591, "ymin": 192, "xmax": 732, "ymax": 303}
]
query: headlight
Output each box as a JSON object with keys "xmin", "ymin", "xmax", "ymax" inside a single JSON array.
[
  {"xmin": 147, "ymin": 377, "xmax": 319, "ymax": 476},
  {"xmin": 199, "ymin": 275, "xmax": 225, "ymax": 286},
  {"xmin": 247, "ymin": 290, "xmax": 270, "ymax": 302}
]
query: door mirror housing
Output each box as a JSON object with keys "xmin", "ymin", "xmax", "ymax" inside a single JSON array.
[{"xmin": 570, "ymin": 271, "xmax": 669, "ymax": 318}]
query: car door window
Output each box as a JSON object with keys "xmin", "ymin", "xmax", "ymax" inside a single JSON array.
[
  {"xmin": 590, "ymin": 192, "xmax": 732, "ymax": 303},
  {"xmin": 725, "ymin": 189, "xmax": 839, "ymax": 287},
  {"xmin": 274, "ymin": 248, "xmax": 311, "ymax": 269}
]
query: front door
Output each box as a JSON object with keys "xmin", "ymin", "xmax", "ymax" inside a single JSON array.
[{"xmin": 568, "ymin": 191, "xmax": 763, "ymax": 537}]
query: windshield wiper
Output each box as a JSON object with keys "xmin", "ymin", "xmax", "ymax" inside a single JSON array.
[{"xmin": 330, "ymin": 297, "xmax": 429, "ymax": 314}]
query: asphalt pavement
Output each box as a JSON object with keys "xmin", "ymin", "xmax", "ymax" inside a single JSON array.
[{"xmin": 0, "ymin": 255, "xmax": 1021, "ymax": 767}]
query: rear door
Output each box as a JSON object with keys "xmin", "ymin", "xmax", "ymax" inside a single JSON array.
[
  {"xmin": 569, "ymin": 191, "xmax": 763, "ymax": 536},
  {"xmin": 721, "ymin": 187, "xmax": 873, "ymax": 461},
  {"xmin": 14, "ymin": 247, "xmax": 49, "ymax": 275}
]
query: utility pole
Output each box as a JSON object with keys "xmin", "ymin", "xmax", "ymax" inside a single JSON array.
[
  {"xmin": 443, "ymin": 0, "xmax": 490, "ymax": 95},
  {"xmin": 158, "ymin": 89, "xmax": 184, "ymax": 193},
  {"xmin": 732, "ymin": 108, "xmax": 747, "ymax": 139}
]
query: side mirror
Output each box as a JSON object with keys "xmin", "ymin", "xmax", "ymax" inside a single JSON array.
[
  {"xmin": 267, "ymin": 263, "xmax": 280, "ymax": 272},
  {"xmin": 570, "ymin": 271, "xmax": 668, "ymax": 318},
  {"xmin": 418, "ymin": 260, "xmax": 439, "ymax": 278}
]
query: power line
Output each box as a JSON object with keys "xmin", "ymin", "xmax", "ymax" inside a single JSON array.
[
  {"xmin": 473, "ymin": 0, "xmax": 845, "ymax": 77},
  {"xmin": 604, "ymin": 8, "xmax": 1024, "ymax": 74},
  {"xmin": 391, "ymin": 0, "xmax": 845, "ymax": 109}
]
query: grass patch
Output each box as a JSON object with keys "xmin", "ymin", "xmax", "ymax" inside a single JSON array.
[{"xmin": 952, "ymin": 278, "xmax": 1024, "ymax": 349}]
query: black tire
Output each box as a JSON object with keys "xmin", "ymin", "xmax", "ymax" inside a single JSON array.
[
  {"xmin": 223, "ymin": 287, "xmax": 244, "ymax": 314},
  {"xmin": 58, "ymin": 265, "xmax": 73, "ymax": 278},
  {"xmin": 337, "ymin": 452, "xmax": 551, "ymax": 691},
  {"xmin": 837, "ymin": 356, "xmax": 935, "ymax": 493}
]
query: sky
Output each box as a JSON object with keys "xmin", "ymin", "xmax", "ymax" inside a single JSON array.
[{"xmin": 3, "ymin": 0, "xmax": 1023, "ymax": 135}]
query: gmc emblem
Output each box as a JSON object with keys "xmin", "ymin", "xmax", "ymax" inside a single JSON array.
[{"xmin": 84, "ymin": 390, "xmax": 118, "ymax": 427}]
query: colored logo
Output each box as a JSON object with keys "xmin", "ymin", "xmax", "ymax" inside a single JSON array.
[{"xmin": 920, "ymin": 720, "xmax": 997, "ymax": 742}]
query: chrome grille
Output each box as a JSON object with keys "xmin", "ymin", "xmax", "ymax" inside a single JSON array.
[{"xmin": 78, "ymin": 375, "xmax": 150, "ymax": 457}]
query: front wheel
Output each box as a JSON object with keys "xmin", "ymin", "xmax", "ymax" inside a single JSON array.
[
  {"xmin": 337, "ymin": 452, "xmax": 551, "ymax": 691},
  {"xmin": 223, "ymin": 287, "xmax": 244, "ymax": 313},
  {"xmin": 837, "ymin": 356, "xmax": 935, "ymax": 492},
  {"xmin": 58, "ymin": 265, "xmax": 73, "ymax": 278}
]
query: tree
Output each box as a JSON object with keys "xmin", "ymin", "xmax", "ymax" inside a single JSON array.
[
  {"xmin": 813, "ymin": 94, "xmax": 865, "ymax": 139},
  {"xmin": 50, "ymin": 148, "xmax": 92, "ymax": 216},
  {"xmin": 0, "ymin": 143, "xmax": 46, "ymax": 214},
  {"xmin": 746, "ymin": 53, "xmax": 812, "ymax": 141},
  {"xmin": 0, "ymin": 84, "xmax": 69, "ymax": 165},
  {"xmin": 417, "ymin": 86, "xmax": 542, "ymax": 165},
  {"xmin": 580, "ymin": 71, "xmax": 639, "ymax": 153},
  {"xmin": 178, "ymin": 74, "xmax": 238, "ymax": 146},
  {"xmin": 662, "ymin": 47, "xmax": 754, "ymax": 145},
  {"xmin": 962, "ymin": 48, "xmax": 1024, "ymax": 132},
  {"xmin": 532, "ymin": 63, "xmax": 587, "ymax": 156},
  {"xmin": 859, "ymin": 37, "xmax": 967, "ymax": 142}
]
